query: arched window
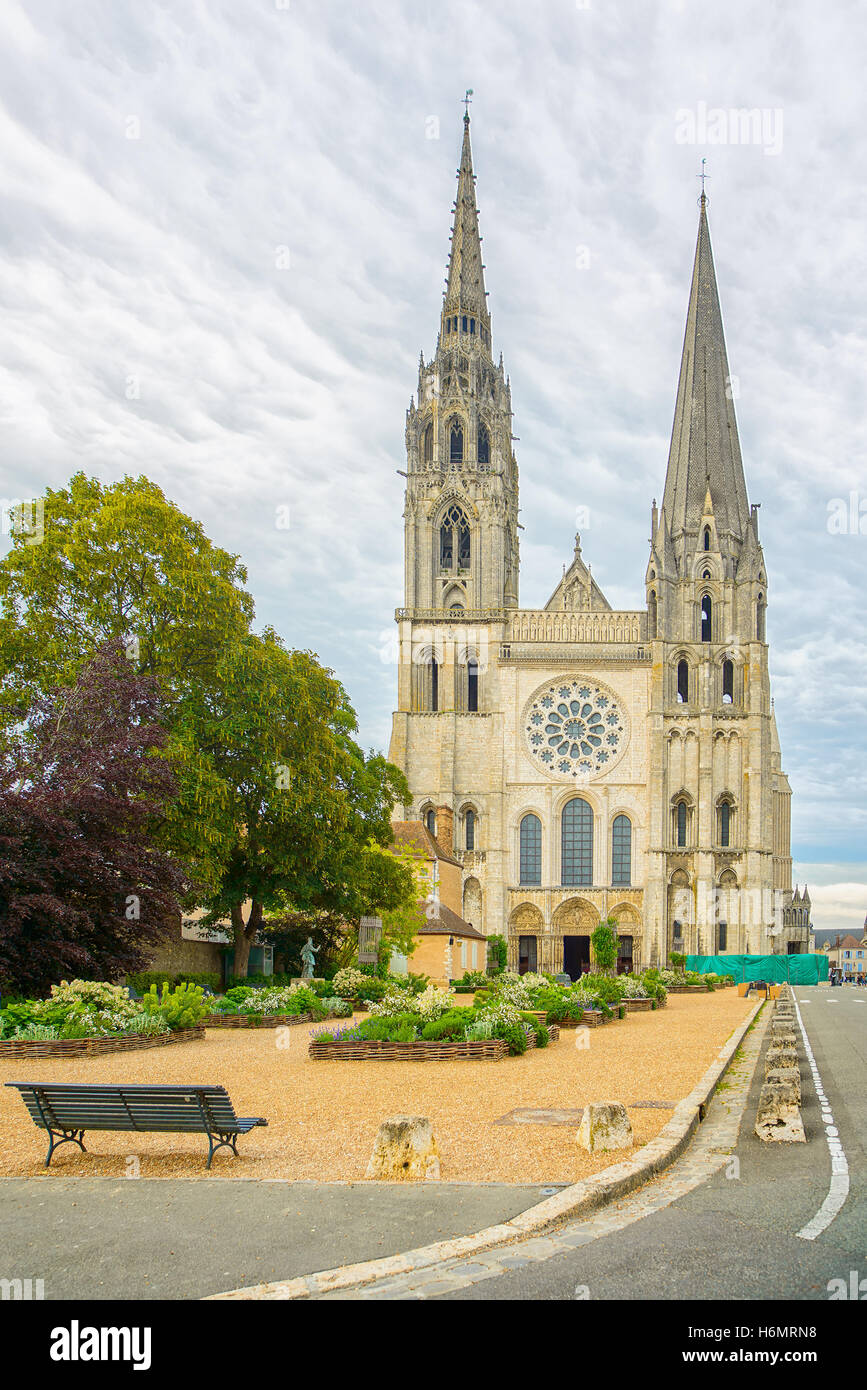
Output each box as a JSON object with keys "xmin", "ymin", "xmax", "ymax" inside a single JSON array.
[
  {"xmin": 424, "ymin": 808, "xmax": 436, "ymax": 835},
  {"xmin": 562, "ymin": 798, "xmax": 593, "ymax": 886},
  {"xmin": 467, "ymin": 656, "xmax": 479, "ymax": 712},
  {"xmin": 465, "ymin": 809, "xmax": 476, "ymax": 851},
  {"xmin": 718, "ymin": 799, "xmax": 732, "ymax": 847},
  {"xmin": 676, "ymin": 800, "xmax": 688, "ymax": 847},
  {"xmin": 648, "ymin": 590, "xmax": 657, "ymax": 639},
  {"xmin": 423, "ymin": 422, "xmax": 433, "ymax": 463},
  {"xmin": 519, "ymin": 814, "xmax": 542, "ymax": 886},
  {"xmin": 722, "ymin": 659, "xmax": 734, "ymax": 704},
  {"xmin": 477, "ymin": 422, "xmax": 490, "ymax": 464},
  {"xmin": 429, "ymin": 656, "xmax": 438, "ymax": 712},
  {"xmin": 677, "ymin": 659, "xmax": 689, "ymax": 704},
  {"xmin": 757, "ymin": 593, "xmax": 766, "ymax": 641},
  {"xmin": 450, "ymin": 421, "xmax": 464, "ymax": 463},
  {"xmin": 612, "ymin": 815, "xmax": 632, "ymax": 886},
  {"xmin": 440, "ymin": 504, "xmax": 470, "ymax": 571},
  {"xmin": 701, "ymin": 594, "xmax": 712, "ymax": 642},
  {"xmin": 470, "ymin": 317, "xmax": 475, "ymax": 334},
  {"xmin": 462, "ymin": 315, "xmax": 468, "ymax": 333},
  {"xmin": 704, "ymin": 526, "xmax": 711, "ymax": 551}
]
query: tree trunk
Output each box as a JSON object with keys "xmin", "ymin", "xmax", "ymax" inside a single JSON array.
[{"xmin": 230, "ymin": 900, "xmax": 263, "ymax": 979}]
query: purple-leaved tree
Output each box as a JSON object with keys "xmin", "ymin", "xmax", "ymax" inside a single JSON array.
[{"xmin": 0, "ymin": 641, "xmax": 190, "ymax": 994}]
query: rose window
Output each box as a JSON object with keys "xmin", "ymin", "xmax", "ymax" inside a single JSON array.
[{"xmin": 523, "ymin": 678, "xmax": 627, "ymax": 780}]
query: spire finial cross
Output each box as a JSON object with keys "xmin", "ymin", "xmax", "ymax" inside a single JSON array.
[
  {"xmin": 463, "ymin": 88, "xmax": 473, "ymax": 120},
  {"xmin": 697, "ymin": 157, "xmax": 709, "ymax": 198}
]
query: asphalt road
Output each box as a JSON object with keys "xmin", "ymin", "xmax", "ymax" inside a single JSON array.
[
  {"xmin": 0, "ymin": 1178, "xmax": 556, "ymax": 1301},
  {"xmin": 433, "ymin": 986, "xmax": 866, "ymax": 1300},
  {"xmin": 2, "ymin": 987, "xmax": 863, "ymax": 1303}
]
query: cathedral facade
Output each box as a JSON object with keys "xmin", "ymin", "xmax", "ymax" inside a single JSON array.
[{"xmin": 388, "ymin": 113, "xmax": 808, "ymax": 975}]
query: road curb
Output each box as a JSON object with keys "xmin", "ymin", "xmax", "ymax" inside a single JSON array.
[{"xmin": 206, "ymin": 998, "xmax": 763, "ymax": 1301}]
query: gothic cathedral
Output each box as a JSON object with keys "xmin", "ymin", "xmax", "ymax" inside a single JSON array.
[{"xmin": 388, "ymin": 112, "xmax": 808, "ymax": 975}]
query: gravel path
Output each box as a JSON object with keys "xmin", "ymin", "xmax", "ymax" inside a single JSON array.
[{"xmin": 0, "ymin": 992, "xmax": 752, "ymax": 1183}]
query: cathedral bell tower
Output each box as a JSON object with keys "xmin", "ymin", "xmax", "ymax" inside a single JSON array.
[
  {"xmin": 402, "ymin": 110, "xmax": 519, "ymax": 618},
  {"xmin": 643, "ymin": 192, "xmax": 794, "ymax": 960}
]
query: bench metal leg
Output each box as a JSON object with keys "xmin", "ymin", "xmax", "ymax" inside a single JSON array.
[
  {"xmin": 205, "ymin": 1131, "xmax": 240, "ymax": 1169},
  {"xmin": 45, "ymin": 1129, "xmax": 87, "ymax": 1168}
]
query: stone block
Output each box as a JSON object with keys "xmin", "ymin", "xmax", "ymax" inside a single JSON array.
[
  {"xmin": 765, "ymin": 1068, "xmax": 801, "ymax": 1103},
  {"xmin": 576, "ymin": 1101, "xmax": 633, "ymax": 1153},
  {"xmin": 755, "ymin": 1084, "xmax": 806, "ymax": 1143},
  {"xmin": 365, "ymin": 1115, "xmax": 441, "ymax": 1180},
  {"xmin": 766, "ymin": 1045, "xmax": 798, "ymax": 1069}
]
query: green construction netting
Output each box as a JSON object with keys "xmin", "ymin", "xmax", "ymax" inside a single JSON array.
[{"xmin": 686, "ymin": 954, "xmax": 829, "ymax": 984}]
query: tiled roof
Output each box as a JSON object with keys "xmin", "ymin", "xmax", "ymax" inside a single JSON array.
[
  {"xmin": 389, "ymin": 820, "xmax": 462, "ymax": 868},
  {"xmin": 418, "ymin": 900, "xmax": 485, "ymax": 941}
]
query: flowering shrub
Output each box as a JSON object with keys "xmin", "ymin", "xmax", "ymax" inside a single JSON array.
[
  {"xmin": 519, "ymin": 972, "xmax": 550, "ymax": 991},
  {"xmin": 367, "ymin": 984, "xmax": 455, "ymax": 1021},
  {"xmin": 621, "ymin": 977, "xmax": 649, "ymax": 998},
  {"xmin": 0, "ymin": 979, "xmax": 188, "ymax": 1039},
  {"xmin": 415, "ymin": 984, "xmax": 456, "ymax": 1020},
  {"xmin": 367, "ymin": 987, "xmax": 417, "ymax": 1017},
  {"xmin": 487, "ymin": 974, "xmax": 535, "ymax": 1009},
  {"xmin": 331, "ymin": 967, "xmax": 371, "ymax": 999}
]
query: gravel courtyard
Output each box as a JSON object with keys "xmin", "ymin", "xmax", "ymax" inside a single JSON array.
[{"xmin": 0, "ymin": 991, "xmax": 753, "ymax": 1184}]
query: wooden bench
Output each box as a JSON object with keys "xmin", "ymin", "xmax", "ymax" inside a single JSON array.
[{"xmin": 6, "ymin": 1082, "xmax": 268, "ymax": 1169}]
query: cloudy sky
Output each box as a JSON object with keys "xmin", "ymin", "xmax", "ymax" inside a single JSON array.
[{"xmin": 1, "ymin": 0, "xmax": 865, "ymax": 933}]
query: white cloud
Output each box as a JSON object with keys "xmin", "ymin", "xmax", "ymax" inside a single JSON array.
[{"xmin": 0, "ymin": 0, "xmax": 864, "ymax": 901}]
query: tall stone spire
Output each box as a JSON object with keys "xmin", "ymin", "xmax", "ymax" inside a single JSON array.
[
  {"xmin": 441, "ymin": 112, "xmax": 491, "ymax": 351},
  {"xmin": 661, "ymin": 195, "xmax": 751, "ymax": 552}
]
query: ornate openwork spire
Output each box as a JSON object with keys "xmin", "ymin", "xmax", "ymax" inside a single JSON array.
[
  {"xmin": 661, "ymin": 195, "xmax": 751, "ymax": 548},
  {"xmin": 441, "ymin": 107, "xmax": 491, "ymax": 352}
]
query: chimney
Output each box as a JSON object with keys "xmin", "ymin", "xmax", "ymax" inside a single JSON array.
[{"xmin": 435, "ymin": 804, "xmax": 454, "ymax": 856}]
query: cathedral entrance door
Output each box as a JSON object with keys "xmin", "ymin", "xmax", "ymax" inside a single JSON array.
[
  {"xmin": 563, "ymin": 935, "xmax": 590, "ymax": 982},
  {"xmin": 518, "ymin": 935, "xmax": 538, "ymax": 975}
]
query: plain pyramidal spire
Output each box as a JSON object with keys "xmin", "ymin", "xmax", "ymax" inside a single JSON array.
[{"xmin": 661, "ymin": 191, "xmax": 751, "ymax": 548}]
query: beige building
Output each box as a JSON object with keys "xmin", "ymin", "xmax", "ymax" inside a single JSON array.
[
  {"xmin": 388, "ymin": 114, "xmax": 808, "ymax": 977},
  {"xmin": 390, "ymin": 820, "xmax": 486, "ymax": 983},
  {"xmin": 824, "ymin": 933, "xmax": 867, "ymax": 982}
]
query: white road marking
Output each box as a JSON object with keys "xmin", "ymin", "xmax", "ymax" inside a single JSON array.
[{"xmin": 793, "ymin": 993, "xmax": 850, "ymax": 1242}]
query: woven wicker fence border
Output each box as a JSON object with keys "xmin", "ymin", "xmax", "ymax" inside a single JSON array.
[
  {"xmin": 555, "ymin": 1011, "xmax": 605, "ymax": 1028},
  {"xmin": 308, "ymin": 1022, "xmax": 560, "ymax": 1062},
  {"xmin": 621, "ymin": 997, "xmax": 655, "ymax": 1012},
  {"xmin": 203, "ymin": 1012, "xmax": 315, "ymax": 1029},
  {"xmin": 667, "ymin": 985, "xmax": 713, "ymax": 994},
  {"xmin": 309, "ymin": 1037, "xmax": 509, "ymax": 1061},
  {"xmin": 0, "ymin": 1026, "xmax": 205, "ymax": 1061}
]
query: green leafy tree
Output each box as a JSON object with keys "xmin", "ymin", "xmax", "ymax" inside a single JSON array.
[
  {"xmin": 591, "ymin": 916, "xmax": 619, "ymax": 976},
  {"xmin": 163, "ymin": 630, "xmax": 412, "ymax": 975},
  {"xmin": 0, "ymin": 473, "xmax": 254, "ymax": 728},
  {"xmin": 0, "ymin": 474, "xmax": 414, "ymax": 977}
]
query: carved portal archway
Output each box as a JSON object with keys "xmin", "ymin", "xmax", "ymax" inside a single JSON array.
[{"xmin": 508, "ymin": 903, "xmax": 545, "ymax": 973}]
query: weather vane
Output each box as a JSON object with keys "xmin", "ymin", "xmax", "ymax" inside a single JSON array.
[
  {"xmin": 464, "ymin": 88, "xmax": 473, "ymax": 118},
  {"xmin": 697, "ymin": 157, "xmax": 710, "ymax": 197}
]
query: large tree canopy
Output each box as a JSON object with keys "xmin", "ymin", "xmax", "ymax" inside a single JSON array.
[
  {"xmin": 164, "ymin": 630, "xmax": 411, "ymax": 974},
  {"xmin": 0, "ymin": 474, "xmax": 414, "ymax": 976},
  {"xmin": 0, "ymin": 471, "xmax": 254, "ymax": 726},
  {"xmin": 0, "ymin": 642, "xmax": 189, "ymax": 994}
]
